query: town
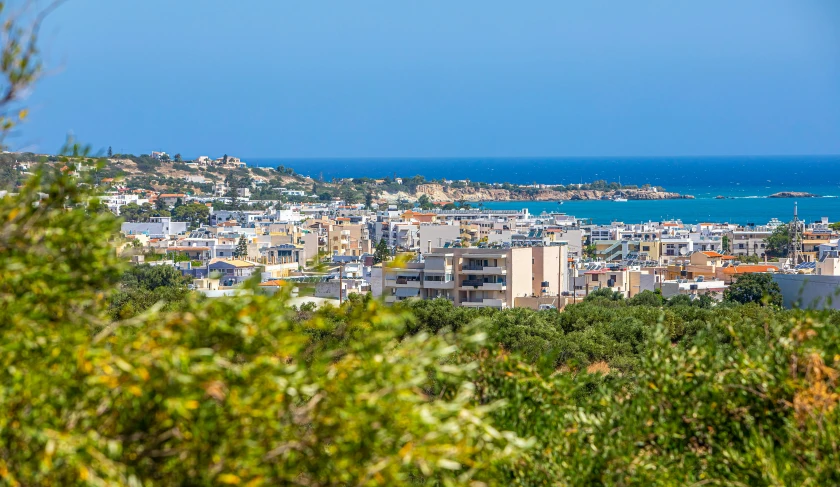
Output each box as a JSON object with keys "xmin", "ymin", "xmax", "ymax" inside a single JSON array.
[{"xmin": 45, "ymin": 152, "xmax": 837, "ymax": 311}]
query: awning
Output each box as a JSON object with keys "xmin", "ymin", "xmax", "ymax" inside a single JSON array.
[{"xmin": 395, "ymin": 288, "xmax": 420, "ymax": 298}]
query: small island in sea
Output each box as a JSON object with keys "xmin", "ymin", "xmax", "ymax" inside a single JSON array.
[{"xmin": 768, "ymin": 191, "xmax": 821, "ymax": 198}]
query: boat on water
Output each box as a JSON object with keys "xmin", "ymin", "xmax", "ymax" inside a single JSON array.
[{"xmin": 614, "ymin": 177, "xmax": 628, "ymax": 202}]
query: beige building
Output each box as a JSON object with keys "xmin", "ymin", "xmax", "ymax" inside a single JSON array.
[
  {"xmin": 326, "ymin": 222, "xmax": 371, "ymax": 257},
  {"xmin": 382, "ymin": 245, "xmax": 568, "ymax": 309}
]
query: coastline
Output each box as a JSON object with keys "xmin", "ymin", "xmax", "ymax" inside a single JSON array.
[{"xmin": 380, "ymin": 186, "xmax": 693, "ymax": 203}]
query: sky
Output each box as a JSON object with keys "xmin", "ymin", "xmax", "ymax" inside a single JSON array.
[{"xmin": 14, "ymin": 0, "xmax": 840, "ymax": 158}]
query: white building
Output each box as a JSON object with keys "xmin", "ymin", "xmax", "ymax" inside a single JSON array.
[
  {"xmin": 101, "ymin": 192, "xmax": 148, "ymax": 215},
  {"xmin": 121, "ymin": 217, "xmax": 187, "ymax": 238}
]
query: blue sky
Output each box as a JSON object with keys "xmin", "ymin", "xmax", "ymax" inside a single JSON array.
[{"xmin": 16, "ymin": 0, "xmax": 840, "ymax": 158}]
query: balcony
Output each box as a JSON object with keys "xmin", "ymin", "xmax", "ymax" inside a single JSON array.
[
  {"xmin": 460, "ymin": 279, "xmax": 506, "ymax": 291},
  {"xmin": 460, "ymin": 265, "xmax": 506, "ymax": 275},
  {"xmin": 461, "ymin": 298, "xmax": 506, "ymax": 309},
  {"xmin": 391, "ymin": 276, "xmax": 423, "ymax": 288},
  {"xmin": 424, "ymin": 280, "xmax": 455, "ymax": 289}
]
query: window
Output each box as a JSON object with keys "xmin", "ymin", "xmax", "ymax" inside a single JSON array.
[
  {"xmin": 642, "ymin": 246, "xmax": 650, "ymax": 251},
  {"xmin": 738, "ymin": 244, "xmax": 744, "ymax": 249}
]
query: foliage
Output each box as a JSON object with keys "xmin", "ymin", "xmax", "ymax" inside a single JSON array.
[
  {"xmin": 627, "ymin": 289, "xmax": 662, "ymax": 306},
  {"xmin": 766, "ymin": 224, "xmax": 791, "ymax": 257},
  {"xmin": 584, "ymin": 286, "xmax": 624, "ymax": 302},
  {"xmin": 234, "ymin": 234, "xmax": 248, "ymax": 258},
  {"xmin": 740, "ymin": 253, "xmax": 763, "ymax": 264},
  {"xmin": 119, "ymin": 202, "xmax": 170, "ymax": 222},
  {"xmin": 724, "ymin": 272, "xmax": 783, "ymax": 307},
  {"xmin": 373, "ymin": 237, "xmax": 390, "ymax": 264},
  {"xmin": 171, "ymin": 202, "xmax": 210, "ymax": 227},
  {"xmin": 109, "ymin": 264, "xmax": 192, "ymax": 319},
  {"xmin": 1, "ymin": 163, "xmax": 522, "ymax": 486}
]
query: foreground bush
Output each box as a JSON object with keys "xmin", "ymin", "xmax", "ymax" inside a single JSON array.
[{"xmin": 0, "ymin": 165, "xmax": 521, "ymax": 485}]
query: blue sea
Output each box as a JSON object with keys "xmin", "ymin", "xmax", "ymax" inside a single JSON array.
[{"xmin": 249, "ymin": 156, "xmax": 840, "ymax": 225}]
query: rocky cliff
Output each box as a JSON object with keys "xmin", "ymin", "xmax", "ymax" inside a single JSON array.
[{"xmin": 385, "ymin": 186, "xmax": 692, "ymax": 203}]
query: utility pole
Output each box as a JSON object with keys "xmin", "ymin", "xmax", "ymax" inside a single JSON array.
[{"xmin": 338, "ymin": 262, "xmax": 345, "ymax": 306}]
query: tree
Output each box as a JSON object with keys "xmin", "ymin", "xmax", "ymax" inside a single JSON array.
[
  {"xmin": 373, "ymin": 238, "xmax": 390, "ymax": 264},
  {"xmin": 628, "ymin": 289, "xmax": 662, "ymax": 306},
  {"xmin": 724, "ymin": 272, "xmax": 783, "ymax": 306},
  {"xmin": 234, "ymin": 234, "xmax": 248, "ymax": 258},
  {"xmin": 766, "ymin": 225, "xmax": 790, "ymax": 257},
  {"xmin": 365, "ymin": 191, "xmax": 373, "ymax": 209},
  {"xmin": 584, "ymin": 287, "xmax": 624, "ymax": 302},
  {"xmin": 110, "ymin": 264, "xmax": 192, "ymax": 319},
  {"xmin": 173, "ymin": 202, "xmax": 210, "ymax": 227},
  {"xmin": 107, "ymin": 145, "xmax": 113, "ymax": 158},
  {"xmin": 417, "ymin": 194, "xmax": 434, "ymax": 210},
  {"xmin": 223, "ymin": 153, "xmax": 229, "ymax": 165},
  {"xmin": 155, "ymin": 197, "xmax": 167, "ymax": 211},
  {"xmin": 830, "ymin": 222, "xmax": 840, "ymax": 232},
  {"xmin": 160, "ymin": 153, "xmax": 171, "ymax": 162},
  {"xmin": 721, "ymin": 235, "xmax": 730, "ymax": 253},
  {"xmin": 174, "ymin": 153, "xmax": 182, "ymax": 162}
]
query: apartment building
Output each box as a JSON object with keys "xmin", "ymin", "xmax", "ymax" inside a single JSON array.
[
  {"xmin": 327, "ymin": 222, "xmax": 371, "ymax": 257},
  {"xmin": 729, "ymin": 228, "xmax": 771, "ymax": 258},
  {"xmin": 381, "ymin": 245, "xmax": 568, "ymax": 309}
]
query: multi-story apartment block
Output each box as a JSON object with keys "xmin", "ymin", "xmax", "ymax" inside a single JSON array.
[
  {"xmin": 381, "ymin": 245, "xmax": 568, "ymax": 309},
  {"xmin": 729, "ymin": 228, "xmax": 771, "ymax": 258}
]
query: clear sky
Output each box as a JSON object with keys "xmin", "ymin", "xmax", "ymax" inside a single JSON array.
[{"xmin": 15, "ymin": 0, "xmax": 840, "ymax": 158}]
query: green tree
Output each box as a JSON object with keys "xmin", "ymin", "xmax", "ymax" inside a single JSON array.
[
  {"xmin": 628, "ymin": 289, "xmax": 662, "ymax": 306},
  {"xmin": 584, "ymin": 286, "xmax": 624, "ymax": 302},
  {"xmin": 374, "ymin": 237, "xmax": 390, "ymax": 264},
  {"xmin": 234, "ymin": 234, "xmax": 248, "ymax": 258},
  {"xmin": 766, "ymin": 224, "xmax": 790, "ymax": 257},
  {"xmin": 174, "ymin": 153, "xmax": 182, "ymax": 162},
  {"xmin": 721, "ymin": 234, "xmax": 730, "ymax": 253},
  {"xmin": 172, "ymin": 202, "xmax": 210, "ymax": 227},
  {"xmin": 110, "ymin": 264, "xmax": 192, "ymax": 319},
  {"xmin": 724, "ymin": 272, "xmax": 783, "ymax": 306},
  {"xmin": 365, "ymin": 191, "xmax": 373, "ymax": 209},
  {"xmin": 417, "ymin": 194, "xmax": 434, "ymax": 210},
  {"xmin": 155, "ymin": 196, "xmax": 167, "ymax": 211},
  {"xmin": 107, "ymin": 145, "xmax": 113, "ymax": 158},
  {"xmin": 119, "ymin": 202, "xmax": 153, "ymax": 222}
]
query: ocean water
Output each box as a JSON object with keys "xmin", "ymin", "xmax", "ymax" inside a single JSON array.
[{"xmin": 250, "ymin": 156, "xmax": 840, "ymax": 224}]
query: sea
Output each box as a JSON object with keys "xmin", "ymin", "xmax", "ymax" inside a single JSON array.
[{"xmin": 249, "ymin": 156, "xmax": 840, "ymax": 225}]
